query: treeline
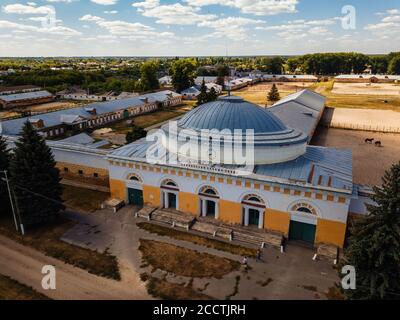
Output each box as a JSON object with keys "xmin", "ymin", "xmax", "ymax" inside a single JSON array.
[
  {"xmin": 287, "ymin": 52, "xmax": 400, "ymax": 75},
  {"xmin": 3, "ymin": 69, "xmax": 138, "ymax": 94}
]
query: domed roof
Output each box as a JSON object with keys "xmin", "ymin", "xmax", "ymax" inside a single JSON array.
[{"xmin": 178, "ymin": 96, "xmax": 288, "ymax": 134}]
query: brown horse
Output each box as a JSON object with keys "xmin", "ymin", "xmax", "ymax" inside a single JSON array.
[{"xmin": 365, "ymin": 138, "xmax": 374, "ymax": 144}]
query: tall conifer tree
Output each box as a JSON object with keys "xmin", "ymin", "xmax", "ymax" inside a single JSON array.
[
  {"xmin": 9, "ymin": 121, "xmax": 64, "ymax": 226},
  {"xmin": 343, "ymin": 162, "xmax": 400, "ymax": 299},
  {"xmin": 0, "ymin": 136, "xmax": 11, "ymax": 217}
]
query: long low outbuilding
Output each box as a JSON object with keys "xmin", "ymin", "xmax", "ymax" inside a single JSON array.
[
  {"xmin": 1, "ymin": 90, "xmax": 182, "ymax": 138},
  {"xmin": 0, "ymin": 90, "xmax": 54, "ymax": 109}
]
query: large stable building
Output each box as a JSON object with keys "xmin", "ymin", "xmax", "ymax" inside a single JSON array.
[
  {"xmin": 4, "ymin": 89, "xmax": 371, "ymax": 250},
  {"xmin": 106, "ymin": 90, "xmax": 355, "ymax": 248}
]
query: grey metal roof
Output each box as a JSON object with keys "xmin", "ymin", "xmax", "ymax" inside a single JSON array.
[
  {"xmin": 0, "ymin": 90, "xmax": 181, "ymax": 136},
  {"xmin": 178, "ymin": 95, "xmax": 288, "ymax": 133},
  {"xmin": 109, "ymin": 141, "xmax": 352, "ymax": 192},
  {"xmin": 255, "ymin": 146, "xmax": 353, "ymax": 191},
  {"xmin": 269, "ymin": 90, "xmax": 325, "ymax": 140},
  {"xmin": 0, "ymin": 90, "xmax": 53, "ymax": 102}
]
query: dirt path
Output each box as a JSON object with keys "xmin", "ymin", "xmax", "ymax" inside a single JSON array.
[{"xmin": 0, "ymin": 235, "xmax": 150, "ymax": 300}]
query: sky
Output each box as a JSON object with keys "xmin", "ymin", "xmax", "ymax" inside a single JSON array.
[{"xmin": 0, "ymin": 0, "xmax": 399, "ymax": 57}]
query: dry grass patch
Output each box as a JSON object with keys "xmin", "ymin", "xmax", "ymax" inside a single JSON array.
[
  {"xmin": 110, "ymin": 103, "xmax": 193, "ymax": 134},
  {"xmin": 137, "ymin": 222, "xmax": 257, "ymax": 257},
  {"xmin": 62, "ymin": 185, "xmax": 110, "ymax": 213},
  {"xmin": 143, "ymin": 274, "xmax": 214, "ymax": 300},
  {"xmin": 0, "ymin": 217, "xmax": 120, "ymax": 280},
  {"xmin": 139, "ymin": 239, "xmax": 240, "ymax": 279},
  {"xmin": 0, "ymin": 274, "xmax": 50, "ymax": 300}
]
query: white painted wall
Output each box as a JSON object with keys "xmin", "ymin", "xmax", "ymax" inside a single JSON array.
[{"xmin": 109, "ymin": 163, "xmax": 350, "ymax": 223}]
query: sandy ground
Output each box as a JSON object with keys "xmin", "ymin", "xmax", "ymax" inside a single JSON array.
[
  {"xmin": 312, "ymin": 127, "xmax": 400, "ymax": 186},
  {"xmin": 332, "ymin": 82, "xmax": 400, "ymax": 96},
  {"xmin": 323, "ymin": 108, "xmax": 400, "ymax": 132},
  {"xmin": 0, "ymin": 234, "xmax": 149, "ymax": 300}
]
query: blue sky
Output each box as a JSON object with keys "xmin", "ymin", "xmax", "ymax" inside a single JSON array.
[{"xmin": 0, "ymin": 0, "xmax": 399, "ymax": 56}]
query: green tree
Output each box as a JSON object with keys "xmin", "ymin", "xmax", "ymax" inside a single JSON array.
[
  {"xmin": 0, "ymin": 136, "xmax": 11, "ymax": 217},
  {"xmin": 170, "ymin": 59, "xmax": 197, "ymax": 93},
  {"xmin": 126, "ymin": 122, "xmax": 147, "ymax": 144},
  {"xmin": 369, "ymin": 56, "xmax": 389, "ymax": 74},
  {"xmin": 197, "ymin": 79, "xmax": 208, "ymax": 106},
  {"xmin": 342, "ymin": 162, "xmax": 400, "ymax": 300},
  {"xmin": 207, "ymin": 87, "xmax": 218, "ymax": 102},
  {"xmin": 9, "ymin": 122, "xmax": 64, "ymax": 227},
  {"xmin": 388, "ymin": 56, "xmax": 400, "ymax": 75},
  {"xmin": 267, "ymin": 84, "xmax": 280, "ymax": 103},
  {"xmin": 140, "ymin": 60, "xmax": 160, "ymax": 92}
]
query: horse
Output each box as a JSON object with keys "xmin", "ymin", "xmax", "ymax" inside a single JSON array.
[
  {"xmin": 375, "ymin": 141, "xmax": 382, "ymax": 147},
  {"xmin": 365, "ymin": 138, "xmax": 374, "ymax": 144}
]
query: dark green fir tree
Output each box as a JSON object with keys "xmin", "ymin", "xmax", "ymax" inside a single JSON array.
[
  {"xmin": 126, "ymin": 121, "xmax": 147, "ymax": 144},
  {"xmin": 197, "ymin": 79, "xmax": 208, "ymax": 106},
  {"xmin": 267, "ymin": 83, "xmax": 280, "ymax": 103},
  {"xmin": 0, "ymin": 135, "xmax": 11, "ymax": 217},
  {"xmin": 9, "ymin": 121, "xmax": 64, "ymax": 227},
  {"xmin": 207, "ymin": 87, "xmax": 218, "ymax": 103},
  {"xmin": 342, "ymin": 161, "xmax": 400, "ymax": 300}
]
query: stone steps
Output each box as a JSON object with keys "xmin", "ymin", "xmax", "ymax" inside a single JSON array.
[{"xmin": 151, "ymin": 208, "xmax": 196, "ymax": 230}]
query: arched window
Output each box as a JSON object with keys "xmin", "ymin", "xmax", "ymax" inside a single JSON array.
[
  {"xmin": 242, "ymin": 194, "xmax": 265, "ymax": 207},
  {"xmin": 161, "ymin": 179, "xmax": 179, "ymax": 190},
  {"xmin": 291, "ymin": 203, "xmax": 317, "ymax": 215},
  {"xmin": 199, "ymin": 186, "xmax": 219, "ymax": 198},
  {"xmin": 126, "ymin": 173, "xmax": 142, "ymax": 182}
]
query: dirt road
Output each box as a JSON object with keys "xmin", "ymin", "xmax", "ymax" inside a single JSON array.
[{"xmin": 0, "ymin": 235, "xmax": 150, "ymax": 300}]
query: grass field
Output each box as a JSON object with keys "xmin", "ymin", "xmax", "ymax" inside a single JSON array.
[
  {"xmin": 137, "ymin": 222, "xmax": 257, "ymax": 257},
  {"xmin": 139, "ymin": 239, "xmax": 240, "ymax": 279},
  {"xmin": 0, "ymin": 274, "xmax": 50, "ymax": 300},
  {"xmin": 234, "ymin": 81, "xmax": 400, "ymax": 111},
  {"xmin": 110, "ymin": 102, "xmax": 195, "ymax": 134},
  {"xmin": 0, "ymin": 217, "xmax": 120, "ymax": 280},
  {"xmin": 62, "ymin": 185, "xmax": 110, "ymax": 213}
]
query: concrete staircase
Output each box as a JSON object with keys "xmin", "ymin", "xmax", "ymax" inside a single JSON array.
[{"xmin": 136, "ymin": 206, "xmax": 284, "ymax": 249}]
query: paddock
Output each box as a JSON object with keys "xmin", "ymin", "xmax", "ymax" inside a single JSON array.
[
  {"xmin": 332, "ymin": 82, "xmax": 400, "ymax": 96},
  {"xmin": 311, "ymin": 126, "xmax": 400, "ymax": 186}
]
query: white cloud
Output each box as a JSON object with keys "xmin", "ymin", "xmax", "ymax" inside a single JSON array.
[
  {"xmin": 46, "ymin": 0, "xmax": 76, "ymax": 3},
  {"xmin": 2, "ymin": 3, "xmax": 55, "ymax": 15},
  {"xmin": 0, "ymin": 19, "xmax": 81, "ymax": 36},
  {"xmin": 79, "ymin": 14, "xmax": 176, "ymax": 39},
  {"xmin": 104, "ymin": 10, "xmax": 118, "ymax": 14},
  {"xmin": 135, "ymin": 3, "xmax": 217, "ymax": 25},
  {"xmin": 90, "ymin": 0, "xmax": 118, "ymax": 5},
  {"xmin": 198, "ymin": 17, "xmax": 265, "ymax": 40},
  {"xmin": 365, "ymin": 10, "xmax": 400, "ymax": 38},
  {"xmin": 132, "ymin": 0, "xmax": 159, "ymax": 9},
  {"xmin": 185, "ymin": 0, "xmax": 299, "ymax": 16}
]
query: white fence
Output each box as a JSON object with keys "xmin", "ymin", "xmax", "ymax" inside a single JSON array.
[{"xmin": 326, "ymin": 121, "xmax": 400, "ymax": 133}]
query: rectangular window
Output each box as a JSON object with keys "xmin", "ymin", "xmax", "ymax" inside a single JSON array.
[
  {"xmin": 64, "ymin": 167, "xmax": 69, "ymax": 172},
  {"xmin": 93, "ymin": 173, "xmax": 98, "ymax": 178},
  {"xmin": 78, "ymin": 170, "xmax": 83, "ymax": 175}
]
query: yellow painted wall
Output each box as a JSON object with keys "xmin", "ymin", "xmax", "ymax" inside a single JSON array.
[
  {"xmin": 265, "ymin": 209, "xmax": 290, "ymax": 236},
  {"xmin": 109, "ymin": 179, "xmax": 126, "ymax": 200},
  {"xmin": 143, "ymin": 185, "xmax": 161, "ymax": 207},
  {"xmin": 219, "ymin": 200, "xmax": 242, "ymax": 224},
  {"xmin": 179, "ymin": 192, "xmax": 199, "ymax": 215},
  {"xmin": 316, "ymin": 218, "xmax": 347, "ymax": 248}
]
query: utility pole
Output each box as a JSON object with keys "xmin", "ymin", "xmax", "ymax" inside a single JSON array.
[{"xmin": 0, "ymin": 170, "xmax": 18, "ymax": 232}]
